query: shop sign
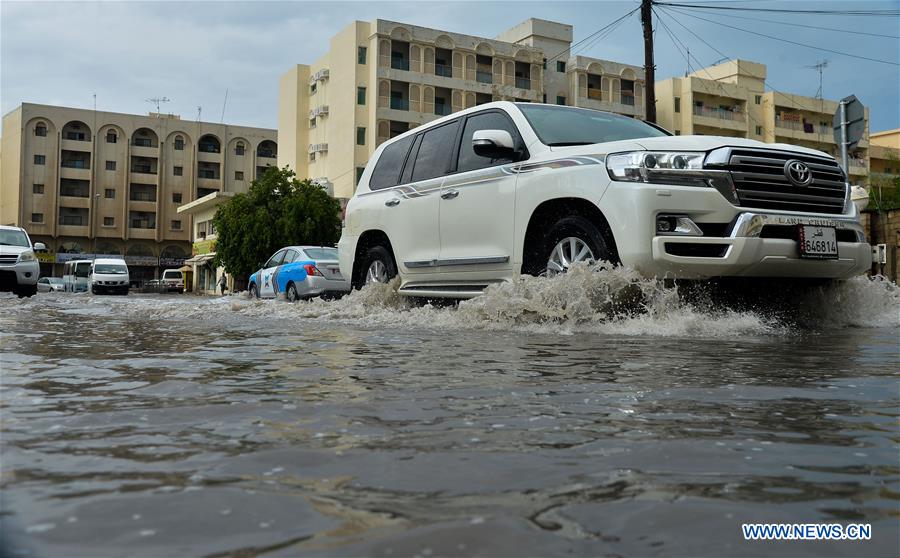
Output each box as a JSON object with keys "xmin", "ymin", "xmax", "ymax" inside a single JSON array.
[
  {"xmin": 159, "ymin": 257, "xmax": 186, "ymax": 268},
  {"xmin": 192, "ymin": 239, "xmax": 216, "ymax": 256},
  {"xmin": 124, "ymin": 256, "xmax": 159, "ymax": 266}
]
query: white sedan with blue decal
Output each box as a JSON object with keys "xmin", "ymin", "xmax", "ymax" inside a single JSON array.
[{"xmin": 248, "ymin": 246, "xmax": 349, "ymax": 301}]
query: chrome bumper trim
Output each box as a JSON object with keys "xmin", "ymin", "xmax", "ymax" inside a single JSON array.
[{"xmin": 728, "ymin": 212, "xmax": 865, "ymax": 239}]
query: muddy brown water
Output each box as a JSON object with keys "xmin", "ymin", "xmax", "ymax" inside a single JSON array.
[{"xmin": 1, "ymin": 273, "xmax": 898, "ymax": 557}]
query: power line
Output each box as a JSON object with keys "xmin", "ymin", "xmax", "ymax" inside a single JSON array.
[
  {"xmin": 657, "ymin": 7, "xmax": 838, "ymax": 118},
  {"xmin": 573, "ymin": 9, "xmax": 634, "ymax": 58},
  {"xmin": 661, "ymin": 7, "xmax": 899, "ymax": 39},
  {"xmin": 544, "ymin": 6, "xmax": 641, "ymax": 65},
  {"xmin": 654, "ymin": 2, "xmax": 900, "ymax": 16},
  {"xmin": 662, "ymin": 7, "xmax": 899, "ymax": 66}
]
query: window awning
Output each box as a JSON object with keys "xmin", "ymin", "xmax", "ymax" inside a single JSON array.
[{"xmin": 184, "ymin": 253, "xmax": 215, "ymax": 264}]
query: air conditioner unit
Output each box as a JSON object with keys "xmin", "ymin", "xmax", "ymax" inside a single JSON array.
[
  {"xmin": 308, "ymin": 69, "xmax": 331, "ymax": 85},
  {"xmin": 308, "ymin": 105, "xmax": 330, "ymax": 118},
  {"xmin": 307, "ymin": 143, "xmax": 329, "ymax": 154}
]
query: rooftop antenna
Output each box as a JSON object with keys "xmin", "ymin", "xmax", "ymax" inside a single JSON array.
[
  {"xmin": 804, "ymin": 59, "xmax": 829, "ymax": 99},
  {"xmin": 196, "ymin": 106, "xmax": 202, "ymax": 122},
  {"xmin": 146, "ymin": 96, "xmax": 170, "ymax": 116},
  {"xmin": 220, "ymin": 89, "xmax": 228, "ymax": 124}
]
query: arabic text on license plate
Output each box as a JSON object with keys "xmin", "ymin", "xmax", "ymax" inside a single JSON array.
[{"xmin": 798, "ymin": 225, "xmax": 838, "ymax": 259}]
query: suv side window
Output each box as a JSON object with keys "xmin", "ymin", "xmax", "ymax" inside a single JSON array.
[
  {"xmin": 400, "ymin": 134, "xmax": 423, "ymax": 185},
  {"xmin": 370, "ymin": 135, "xmax": 415, "ymax": 190},
  {"xmin": 265, "ymin": 250, "xmax": 286, "ymax": 269},
  {"xmin": 457, "ymin": 111, "xmax": 523, "ymax": 173},
  {"xmin": 411, "ymin": 120, "xmax": 460, "ymax": 182}
]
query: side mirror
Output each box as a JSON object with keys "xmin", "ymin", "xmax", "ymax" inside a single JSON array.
[
  {"xmin": 472, "ymin": 129, "xmax": 518, "ymax": 160},
  {"xmin": 33, "ymin": 242, "xmax": 47, "ymax": 252}
]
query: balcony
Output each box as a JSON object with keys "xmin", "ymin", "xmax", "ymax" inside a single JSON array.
[
  {"xmin": 390, "ymin": 97, "xmax": 409, "ymax": 111},
  {"xmin": 131, "ymin": 144, "xmax": 158, "ymax": 158},
  {"xmin": 434, "ymin": 63, "xmax": 453, "ymax": 78},
  {"xmin": 515, "ymin": 77, "xmax": 531, "ymax": 90},
  {"xmin": 587, "ymin": 88, "xmax": 603, "ymax": 101},
  {"xmin": 257, "ymin": 150, "xmax": 276, "ymax": 160},
  {"xmin": 692, "ymin": 105, "xmax": 747, "ymax": 122},
  {"xmin": 197, "ymin": 177, "xmax": 221, "ymax": 191},
  {"xmin": 60, "ymin": 138, "xmax": 91, "ymax": 152},
  {"xmin": 476, "ymin": 70, "xmax": 492, "ymax": 84},
  {"xmin": 434, "ymin": 103, "xmax": 451, "ymax": 116},
  {"xmin": 390, "ymin": 57, "xmax": 410, "ymax": 71},
  {"xmin": 60, "ymin": 166, "xmax": 91, "ymax": 181}
]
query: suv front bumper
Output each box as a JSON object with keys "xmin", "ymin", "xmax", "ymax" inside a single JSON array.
[{"xmin": 0, "ymin": 260, "xmax": 40, "ymax": 291}]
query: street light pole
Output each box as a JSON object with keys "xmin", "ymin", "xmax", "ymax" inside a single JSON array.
[{"xmin": 641, "ymin": 0, "xmax": 656, "ymax": 123}]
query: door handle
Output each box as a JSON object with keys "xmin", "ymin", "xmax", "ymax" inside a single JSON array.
[
  {"xmin": 441, "ymin": 190, "xmax": 459, "ymax": 200},
  {"xmin": 385, "ymin": 198, "xmax": 401, "ymax": 207}
]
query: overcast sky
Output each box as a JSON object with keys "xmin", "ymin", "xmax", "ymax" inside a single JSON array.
[{"xmin": 2, "ymin": 0, "xmax": 898, "ymax": 132}]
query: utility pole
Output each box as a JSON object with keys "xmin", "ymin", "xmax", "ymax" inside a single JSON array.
[{"xmin": 641, "ymin": 0, "xmax": 656, "ymax": 123}]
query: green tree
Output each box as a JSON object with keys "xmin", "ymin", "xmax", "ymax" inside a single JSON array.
[{"xmin": 213, "ymin": 167, "xmax": 341, "ymax": 277}]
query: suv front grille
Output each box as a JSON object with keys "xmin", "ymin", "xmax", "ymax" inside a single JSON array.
[
  {"xmin": 0, "ymin": 255, "xmax": 18, "ymax": 265},
  {"xmin": 724, "ymin": 149, "xmax": 847, "ymax": 214}
]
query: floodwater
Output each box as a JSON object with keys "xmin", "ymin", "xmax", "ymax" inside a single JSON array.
[{"xmin": 1, "ymin": 268, "xmax": 899, "ymax": 557}]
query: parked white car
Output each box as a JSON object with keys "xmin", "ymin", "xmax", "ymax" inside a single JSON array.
[
  {"xmin": 161, "ymin": 269, "xmax": 185, "ymax": 293},
  {"xmin": 0, "ymin": 225, "xmax": 45, "ymax": 297},
  {"xmin": 88, "ymin": 258, "xmax": 130, "ymax": 295},
  {"xmin": 338, "ymin": 102, "xmax": 871, "ymax": 299},
  {"xmin": 37, "ymin": 277, "xmax": 65, "ymax": 293}
]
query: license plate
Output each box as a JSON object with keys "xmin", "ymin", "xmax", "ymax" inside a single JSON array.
[{"xmin": 798, "ymin": 225, "xmax": 838, "ymax": 259}]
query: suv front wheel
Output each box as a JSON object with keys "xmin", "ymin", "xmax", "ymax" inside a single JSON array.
[
  {"xmin": 355, "ymin": 245, "xmax": 397, "ymax": 289},
  {"xmin": 537, "ymin": 215, "xmax": 612, "ymax": 276}
]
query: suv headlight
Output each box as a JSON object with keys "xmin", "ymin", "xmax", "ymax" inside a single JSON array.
[
  {"xmin": 17, "ymin": 250, "xmax": 36, "ymax": 262},
  {"xmin": 606, "ymin": 151, "xmax": 711, "ymax": 186}
]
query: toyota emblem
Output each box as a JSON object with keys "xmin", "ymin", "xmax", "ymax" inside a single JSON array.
[{"xmin": 784, "ymin": 160, "xmax": 812, "ymax": 186}]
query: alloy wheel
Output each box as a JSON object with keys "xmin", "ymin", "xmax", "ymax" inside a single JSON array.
[
  {"xmin": 366, "ymin": 260, "xmax": 388, "ymax": 284},
  {"xmin": 546, "ymin": 236, "xmax": 595, "ymax": 274}
]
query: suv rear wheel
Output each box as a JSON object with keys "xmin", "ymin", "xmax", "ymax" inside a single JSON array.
[
  {"xmin": 355, "ymin": 245, "xmax": 397, "ymax": 289},
  {"xmin": 536, "ymin": 215, "xmax": 612, "ymax": 276}
]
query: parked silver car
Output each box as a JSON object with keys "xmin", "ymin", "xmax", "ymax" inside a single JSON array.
[{"xmin": 37, "ymin": 277, "xmax": 65, "ymax": 293}]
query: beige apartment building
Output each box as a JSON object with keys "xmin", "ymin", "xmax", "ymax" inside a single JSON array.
[
  {"xmin": 278, "ymin": 18, "xmax": 646, "ymax": 200},
  {"xmin": 1, "ymin": 103, "xmax": 276, "ymax": 281},
  {"xmin": 869, "ymin": 128, "xmax": 900, "ymax": 178},
  {"xmin": 655, "ymin": 60, "xmax": 871, "ymax": 183}
]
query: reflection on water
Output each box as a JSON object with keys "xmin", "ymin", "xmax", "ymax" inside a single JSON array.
[{"xmin": 1, "ymin": 275, "xmax": 898, "ymax": 557}]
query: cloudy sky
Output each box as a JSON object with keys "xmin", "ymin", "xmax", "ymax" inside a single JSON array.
[{"xmin": 2, "ymin": 0, "xmax": 898, "ymax": 132}]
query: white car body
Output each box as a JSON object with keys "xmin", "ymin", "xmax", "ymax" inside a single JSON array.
[
  {"xmin": 0, "ymin": 225, "xmax": 44, "ymax": 296},
  {"xmin": 161, "ymin": 269, "xmax": 185, "ymax": 293},
  {"xmin": 339, "ymin": 102, "xmax": 871, "ymax": 299},
  {"xmin": 62, "ymin": 260, "xmax": 93, "ymax": 293},
  {"xmin": 88, "ymin": 258, "xmax": 130, "ymax": 295},
  {"xmin": 37, "ymin": 277, "xmax": 65, "ymax": 293}
]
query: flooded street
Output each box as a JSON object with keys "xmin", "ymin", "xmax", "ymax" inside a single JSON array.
[{"xmin": 1, "ymin": 272, "xmax": 899, "ymax": 557}]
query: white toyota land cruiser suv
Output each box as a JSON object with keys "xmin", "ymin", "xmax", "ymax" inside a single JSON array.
[
  {"xmin": 339, "ymin": 102, "xmax": 871, "ymax": 298},
  {"xmin": 0, "ymin": 225, "xmax": 46, "ymax": 297}
]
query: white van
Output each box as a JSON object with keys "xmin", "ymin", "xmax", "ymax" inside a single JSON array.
[
  {"xmin": 62, "ymin": 260, "xmax": 93, "ymax": 293},
  {"xmin": 88, "ymin": 258, "xmax": 130, "ymax": 295},
  {"xmin": 160, "ymin": 269, "xmax": 184, "ymax": 293}
]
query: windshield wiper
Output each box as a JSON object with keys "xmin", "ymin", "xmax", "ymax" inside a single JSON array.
[{"xmin": 546, "ymin": 141, "xmax": 592, "ymax": 147}]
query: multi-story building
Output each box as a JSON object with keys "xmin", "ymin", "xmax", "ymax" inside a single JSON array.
[
  {"xmin": 655, "ymin": 60, "xmax": 871, "ymax": 183},
  {"xmin": 869, "ymin": 128, "xmax": 900, "ymax": 180},
  {"xmin": 278, "ymin": 18, "xmax": 645, "ymax": 200},
  {"xmin": 1, "ymin": 103, "xmax": 277, "ymax": 281}
]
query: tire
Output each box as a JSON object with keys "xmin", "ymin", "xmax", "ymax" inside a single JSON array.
[
  {"xmin": 249, "ymin": 283, "xmax": 259, "ymax": 299},
  {"xmin": 354, "ymin": 245, "xmax": 397, "ymax": 289},
  {"xmin": 530, "ymin": 215, "xmax": 612, "ymax": 276},
  {"xmin": 286, "ymin": 282, "xmax": 300, "ymax": 302},
  {"xmin": 16, "ymin": 284, "xmax": 37, "ymax": 298}
]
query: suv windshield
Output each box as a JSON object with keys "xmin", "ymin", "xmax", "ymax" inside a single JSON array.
[
  {"xmin": 517, "ymin": 104, "xmax": 669, "ymax": 146},
  {"xmin": 94, "ymin": 264, "xmax": 127, "ymax": 274},
  {"xmin": 0, "ymin": 229, "xmax": 30, "ymax": 247}
]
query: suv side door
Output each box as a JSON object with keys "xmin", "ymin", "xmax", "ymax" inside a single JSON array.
[{"xmin": 438, "ymin": 109, "xmax": 524, "ymax": 273}]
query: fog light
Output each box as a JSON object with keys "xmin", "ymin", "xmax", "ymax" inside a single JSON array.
[
  {"xmin": 656, "ymin": 217, "xmax": 673, "ymax": 233},
  {"xmin": 24, "ymin": 272, "xmax": 32, "ymax": 278},
  {"xmin": 656, "ymin": 215, "xmax": 704, "ymax": 236}
]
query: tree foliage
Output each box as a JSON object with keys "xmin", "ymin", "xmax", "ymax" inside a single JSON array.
[{"xmin": 213, "ymin": 167, "xmax": 341, "ymax": 277}]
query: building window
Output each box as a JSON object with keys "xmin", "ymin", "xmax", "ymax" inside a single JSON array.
[
  {"xmin": 356, "ymin": 166, "xmax": 365, "ymax": 185},
  {"xmin": 235, "ymin": 171, "xmax": 244, "ymax": 181},
  {"xmin": 103, "ymin": 217, "xmax": 114, "ymax": 226},
  {"xmin": 172, "ymin": 192, "xmax": 182, "ymax": 204},
  {"xmin": 542, "ymin": 58, "xmax": 547, "ymax": 70},
  {"xmin": 309, "ymin": 117, "xmax": 317, "ymax": 129},
  {"xmin": 106, "ymin": 131, "xmax": 117, "ymax": 143},
  {"xmin": 674, "ymin": 130, "xmax": 681, "ymax": 135},
  {"xmin": 310, "ymin": 82, "xmax": 317, "ymax": 94},
  {"xmin": 755, "ymin": 125, "xmax": 763, "ymax": 135},
  {"xmin": 35, "ymin": 123, "xmax": 48, "ymax": 137},
  {"xmin": 542, "ymin": 94, "xmax": 547, "ymax": 103},
  {"xmin": 754, "ymin": 95, "xmax": 762, "ymax": 105},
  {"xmin": 235, "ymin": 142, "xmax": 245, "ymax": 156},
  {"xmin": 173, "ymin": 166, "xmax": 183, "ymax": 176},
  {"xmin": 105, "ymin": 160, "xmax": 116, "ymax": 171},
  {"xmin": 105, "ymin": 188, "xmax": 115, "ymax": 198},
  {"xmin": 357, "ymin": 86, "xmax": 366, "ymax": 105},
  {"xmin": 358, "ymin": 46, "xmax": 367, "ymax": 64},
  {"xmin": 556, "ymin": 61, "xmax": 566, "ymax": 72},
  {"xmin": 309, "ymin": 152, "xmax": 316, "ymax": 162},
  {"xmin": 31, "ymin": 213, "xmax": 43, "ymax": 223},
  {"xmin": 33, "ymin": 184, "xmax": 44, "ymax": 194},
  {"xmin": 34, "ymin": 154, "xmax": 45, "ymax": 165},
  {"xmin": 356, "ymin": 127, "xmax": 366, "ymax": 146},
  {"xmin": 174, "ymin": 136, "xmax": 184, "ymax": 150},
  {"xmin": 674, "ymin": 97, "xmax": 681, "ymax": 113},
  {"xmin": 556, "ymin": 96, "xmax": 566, "ymax": 106},
  {"xmin": 171, "ymin": 220, "xmax": 182, "ymax": 231}
]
